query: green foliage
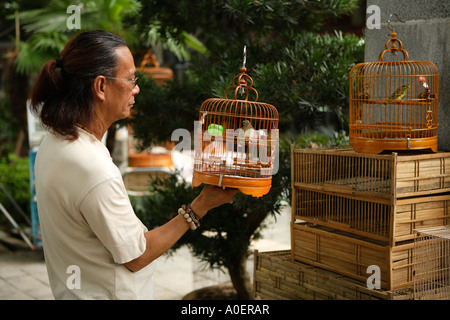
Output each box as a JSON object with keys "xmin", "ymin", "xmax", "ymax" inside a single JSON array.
[
  {"xmin": 142, "ymin": 21, "xmax": 208, "ymax": 61},
  {"xmin": 132, "ymin": 31, "xmax": 363, "ymax": 150},
  {"xmin": 138, "ymin": 0, "xmax": 359, "ymax": 54},
  {"xmin": 251, "ymin": 31, "xmax": 365, "ymax": 132},
  {"xmin": 130, "ymin": 74, "xmax": 210, "ymax": 149},
  {"xmin": 0, "ymin": 154, "xmax": 30, "ymax": 225},
  {"xmin": 13, "ymin": 0, "xmax": 143, "ymax": 74},
  {"xmin": 0, "ymin": 97, "xmax": 18, "ymax": 157}
]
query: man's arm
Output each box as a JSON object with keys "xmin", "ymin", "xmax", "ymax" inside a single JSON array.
[{"xmin": 124, "ymin": 185, "xmax": 239, "ymax": 272}]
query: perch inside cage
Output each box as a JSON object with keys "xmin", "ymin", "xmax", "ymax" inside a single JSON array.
[
  {"xmin": 192, "ymin": 52, "xmax": 279, "ymax": 197},
  {"xmin": 349, "ymin": 28, "xmax": 439, "ymax": 154}
]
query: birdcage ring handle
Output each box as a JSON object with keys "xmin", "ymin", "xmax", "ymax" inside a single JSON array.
[
  {"xmin": 378, "ymin": 33, "xmax": 409, "ymax": 62},
  {"xmin": 224, "ymin": 68, "xmax": 259, "ymax": 101}
]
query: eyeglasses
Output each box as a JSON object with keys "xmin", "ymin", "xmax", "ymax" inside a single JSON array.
[{"xmin": 105, "ymin": 76, "xmax": 139, "ymax": 88}]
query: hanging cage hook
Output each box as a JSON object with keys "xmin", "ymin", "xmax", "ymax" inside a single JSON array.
[
  {"xmin": 387, "ymin": 13, "xmax": 405, "ymax": 33},
  {"xmin": 242, "ymin": 45, "xmax": 247, "ymax": 69},
  {"xmin": 239, "ymin": 45, "xmax": 247, "ymax": 95}
]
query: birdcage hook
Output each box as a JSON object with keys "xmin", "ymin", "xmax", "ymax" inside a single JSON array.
[
  {"xmin": 239, "ymin": 46, "xmax": 247, "ymax": 95},
  {"xmin": 387, "ymin": 13, "xmax": 405, "ymax": 33},
  {"xmin": 242, "ymin": 45, "xmax": 247, "ymax": 69}
]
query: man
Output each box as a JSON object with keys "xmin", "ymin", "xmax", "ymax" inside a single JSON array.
[{"xmin": 29, "ymin": 30, "xmax": 238, "ymax": 299}]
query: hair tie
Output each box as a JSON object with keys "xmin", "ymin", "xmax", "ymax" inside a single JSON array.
[{"xmin": 55, "ymin": 59, "xmax": 63, "ymax": 69}]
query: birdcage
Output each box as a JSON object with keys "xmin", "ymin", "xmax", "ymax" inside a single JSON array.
[
  {"xmin": 192, "ymin": 51, "xmax": 279, "ymax": 197},
  {"xmin": 414, "ymin": 226, "xmax": 450, "ymax": 300},
  {"xmin": 349, "ymin": 29, "xmax": 439, "ymax": 154}
]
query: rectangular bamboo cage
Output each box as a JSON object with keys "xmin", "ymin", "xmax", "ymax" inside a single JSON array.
[
  {"xmin": 413, "ymin": 226, "xmax": 450, "ymax": 300},
  {"xmin": 292, "ymin": 187, "xmax": 450, "ymax": 247},
  {"xmin": 291, "ymin": 147, "xmax": 450, "ymax": 202},
  {"xmin": 253, "ymin": 250, "xmax": 413, "ymax": 300},
  {"xmin": 291, "ymin": 222, "xmax": 415, "ymax": 291},
  {"xmin": 349, "ymin": 30, "xmax": 439, "ymax": 154}
]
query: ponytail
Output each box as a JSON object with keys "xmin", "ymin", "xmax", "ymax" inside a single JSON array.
[{"xmin": 29, "ymin": 59, "xmax": 63, "ymax": 111}]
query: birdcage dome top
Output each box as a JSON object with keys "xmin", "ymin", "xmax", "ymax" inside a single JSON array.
[{"xmin": 199, "ymin": 67, "xmax": 278, "ymax": 123}]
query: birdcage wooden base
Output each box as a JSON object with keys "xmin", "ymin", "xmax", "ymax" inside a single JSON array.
[
  {"xmin": 253, "ymin": 250, "xmax": 413, "ymax": 300},
  {"xmin": 350, "ymin": 135, "xmax": 437, "ymax": 154},
  {"xmin": 291, "ymin": 222, "xmax": 415, "ymax": 291},
  {"xmin": 192, "ymin": 171, "xmax": 272, "ymax": 197}
]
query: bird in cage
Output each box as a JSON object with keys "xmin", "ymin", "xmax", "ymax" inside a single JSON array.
[
  {"xmin": 242, "ymin": 120, "xmax": 254, "ymax": 134},
  {"xmin": 383, "ymin": 84, "xmax": 410, "ymax": 106},
  {"xmin": 237, "ymin": 119, "xmax": 255, "ymax": 149}
]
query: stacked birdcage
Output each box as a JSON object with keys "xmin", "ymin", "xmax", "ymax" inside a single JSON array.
[
  {"xmin": 288, "ymin": 146, "xmax": 450, "ymax": 292},
  {"xmin": 192, "ymin": 52, "xmax": 279, "ymax": 197},
  {"xmin": 414, "ymin": 226, "xmax": 450, "ymax": 300},
  {"xmin": 349, "ymin": 30, "xmax": 439, "ymax": 154}
]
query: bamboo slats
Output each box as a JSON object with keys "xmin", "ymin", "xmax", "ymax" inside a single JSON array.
[
  {"xmin": 253, "ymin": 250, "xmax": 413, "ymax": 300},
  {"xmin": 290, "ymin": 223, "xmax": 414, "ymax": 291}
]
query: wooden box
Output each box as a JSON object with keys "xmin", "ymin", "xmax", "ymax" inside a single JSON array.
[
  {"xmin": 291, "ymin": 146, "xmax": 450, "ymax": 202},
  {"xmin": 290, "ymin": 222, "xmax": 415, "ymax": 291},
  {"xmin": 292, "ymin": 187, "xmax": 450, "ymax": 246},
  {"xmin": 253, "ymin": 250, "xmax": 413, "ymax": 300}
]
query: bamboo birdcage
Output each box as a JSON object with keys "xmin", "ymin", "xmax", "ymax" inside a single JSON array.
[
  {"xmin": 192, "ymin": 53, "xmax": 279, "ymax": 197},
  {"xmin": 349, "ymin": 29, "xmax": 439, "ymax": 154},
  {"xmin": 414, "ymin": 226, "xmax": 450, "ymax": 300}
]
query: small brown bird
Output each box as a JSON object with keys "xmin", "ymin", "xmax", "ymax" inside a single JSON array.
[
  {"xmin": 237, "ymin": 120, "xmax": 255, "ymax": 148},
  {"xmin": 242, "ymin": 120, "xmax": 253, "ymax": 133}
]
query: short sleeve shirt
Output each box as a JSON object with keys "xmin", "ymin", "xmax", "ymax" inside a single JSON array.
[{"xmin": 35, "ymin": 128, "xmax": 155, "ymax": 299}]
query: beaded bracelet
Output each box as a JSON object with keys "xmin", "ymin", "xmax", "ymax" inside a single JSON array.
[{"xmin": 178, "ymin": 204, "xmax": 201, "ymax": 230}]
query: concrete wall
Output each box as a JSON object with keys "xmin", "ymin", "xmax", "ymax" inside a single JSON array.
[{"xmin": 365, "ymin": 0, "xmax": 450, "ymax": 151}]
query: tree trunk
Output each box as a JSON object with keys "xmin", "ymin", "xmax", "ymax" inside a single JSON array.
[
  {"xmin": 226, "ymin": 252, "xmax": 253, "ymax": 300},
  {"xmin": 226, "ymin": 208, "xmax": 270, "ymax": 300}
]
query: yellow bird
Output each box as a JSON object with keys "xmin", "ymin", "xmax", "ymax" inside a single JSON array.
[{"xmin": 383, "ymin": 84, "xmax": 410, "ymax": 106}]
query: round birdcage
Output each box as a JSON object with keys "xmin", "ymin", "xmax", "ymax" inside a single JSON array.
[
  {"xmin": 192, "ymin": 62, "xmax": 279, "ymax": 197},
  {"xmin": 349, "ymin": 30, "xmax": 439, "ymax": 154}
]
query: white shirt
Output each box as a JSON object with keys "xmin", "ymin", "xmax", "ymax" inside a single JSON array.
[{"xmin": 35, "ymin": 127, "xmax": 154, "ymax": 299}]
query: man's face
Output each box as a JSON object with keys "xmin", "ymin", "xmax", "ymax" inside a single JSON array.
[{"xmin": 103, "ymin": 46, "xmax": 140, "ymax": 122}]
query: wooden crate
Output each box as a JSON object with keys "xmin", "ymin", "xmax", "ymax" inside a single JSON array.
[
  {"xmin": 292, "ymin": 187, "xmax": 450, "ymax": 246},
  {"xmin": 253, "ymin": 250, "xmax": 413, "ymax": 300},
  {"xmin": 291, "ymin": 146, "xmax": 450, "ymax": 202},
  {"xmin": 290, "ymin": 222, "xmax": 416, "ymax": 291}
]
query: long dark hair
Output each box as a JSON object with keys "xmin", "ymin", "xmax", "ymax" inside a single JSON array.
[{"xmin": 29, "ymin": 30, "xmax": 127, "ymax": 140}]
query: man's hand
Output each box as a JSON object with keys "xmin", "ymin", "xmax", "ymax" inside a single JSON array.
[{"xmin": 190, "ymin": 185, "xmax": 240, "ymax": 218}]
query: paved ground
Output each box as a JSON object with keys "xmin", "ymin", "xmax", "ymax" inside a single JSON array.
[{"xmin": 0, "ymin": 205, "xmax": 290, "ymax": 300}]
